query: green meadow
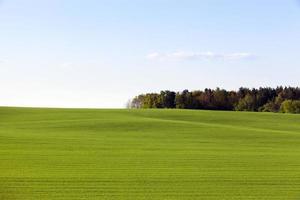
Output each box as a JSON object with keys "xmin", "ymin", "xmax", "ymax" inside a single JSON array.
[{"xmin": 1, "ymin": 107, "xmax": 300, "ymax": 200}]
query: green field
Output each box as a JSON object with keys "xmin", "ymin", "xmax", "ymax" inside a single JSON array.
[{"xmin": 1, "ymin": 107, "xmax": 300, "ymax": 199}]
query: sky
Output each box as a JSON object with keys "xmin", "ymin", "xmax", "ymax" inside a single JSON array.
[{"xmin": 0, "ymin": 0, "xmax": 300, "ymax": 108}]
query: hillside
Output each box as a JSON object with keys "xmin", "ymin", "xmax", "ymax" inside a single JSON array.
[{"xmin": 1, "ymin": 107, "xmax": 300, "ymax": 199}]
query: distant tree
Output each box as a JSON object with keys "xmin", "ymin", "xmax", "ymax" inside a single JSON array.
[
  {"xmin": 159, "ymin": 91, "xmax": 176, "ymax": 108},
  {"xmin": 143, "ymin": 93, "xmax": 161, "ymax": 108},
  {"xmin": 280, "ymin": 100, "xmax": 294, "ymax": 113},
  {"xmin": 212, "ymin": 88, "xmax": 230, "ymax": 110},
  {"xmin": 202, "ymin": 89, "xmax": 214, "ymax": 109},
  {"xmin": 129, "ymin": 95, "xmax": 145, "ymax": 108},
  {"xmin": 259, "ymin": 101, "xmax": 277, "ymax": 112},
  {"xmin": 235, "ymin": 94, "xmax": 256, "ymax": 111},
  {"xmin": 237, "ymin": 87, "xmax": 251, "ymax": 99},
  {"xmin": 227, "ymin": 91, "xmax": 239, "ymax": 110},
  {"xmin": 256, "ymin": 87, "xmax": 276, "ymax": 110},
  {"xmin": 190, "ymin": 91, "xmax": 202, "ymax": 109},
  {"xmin": 175, "ymin": 92, "xmax": 185, "ymax": 109},
  {"xmin": 129, "ymin": 86, "xmax": 300, "ymax": 114},
  {"xmin": 273, "ymin": 95, "xmax": 284, "ymax": 112},
  {"xmin": 292, "ymin": 101, "xmax": 300, "ymax": 113},
  {"xmin": 280, "ymin": 100, "xmax": 300, "ymax": 114},
  {"xmin": 175, "ymin": 90, "xmax": 193, "ymax": 109}
]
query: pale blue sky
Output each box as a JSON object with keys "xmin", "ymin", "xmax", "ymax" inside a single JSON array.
[{"xmin": 0, "ymin": 0, "xmax": 299, "ymax": 108}]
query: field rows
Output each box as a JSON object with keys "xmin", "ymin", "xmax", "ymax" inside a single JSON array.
[{"xmin": 1, "ymin": 108, "xmax": 300, "ymax": 199}]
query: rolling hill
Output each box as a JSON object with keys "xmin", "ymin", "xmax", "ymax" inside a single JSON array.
[{"xmin": 1, "ymin": 107, "xmax": 300, "ymax": 199}]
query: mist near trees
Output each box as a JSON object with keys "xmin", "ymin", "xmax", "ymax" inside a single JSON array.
[{"xmin": 128, "ymin": 87, "xmax": 300, "ymax": 114}]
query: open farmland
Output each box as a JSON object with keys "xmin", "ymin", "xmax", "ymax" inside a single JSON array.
[{"xmin": 0, "ymin": 107, "xmax": 300, "ymax": 199}]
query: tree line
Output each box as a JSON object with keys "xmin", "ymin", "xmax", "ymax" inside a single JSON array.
[{"xmin": 128, "ymin": 87, "xmax": 300, "ymax": 114}]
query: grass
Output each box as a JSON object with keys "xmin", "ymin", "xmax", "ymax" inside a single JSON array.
[{"xmin": 0, "ymin": 107, "xmax": 300, "ymax": 199}]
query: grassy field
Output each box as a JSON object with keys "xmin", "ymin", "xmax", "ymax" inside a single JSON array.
[{"xmin": 1, "ymin": 107, "xmax": 300, "ymax": 199}]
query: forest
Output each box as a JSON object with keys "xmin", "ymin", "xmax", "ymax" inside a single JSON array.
[{"xmin": 129, "ymin": 87, "xmax": 300, "ymax": 114}]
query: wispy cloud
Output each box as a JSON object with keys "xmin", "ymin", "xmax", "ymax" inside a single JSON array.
[{"xmin": 146, "ymin": 51, "xmax": 255, "ymax": 61}]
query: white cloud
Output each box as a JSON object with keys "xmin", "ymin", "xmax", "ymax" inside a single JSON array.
[
  {"xmin": 224, "ymin": 53, "xmax": 255, "ymax": 60},
  {"xmin": 146, "ymin": 51, "xmax": 255, "ymax": 61}
]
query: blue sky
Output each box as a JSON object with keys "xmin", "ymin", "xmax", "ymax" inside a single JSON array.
[{"xmin": 0, "ymin": 0, "xmax": 299, "ymax": 108}]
